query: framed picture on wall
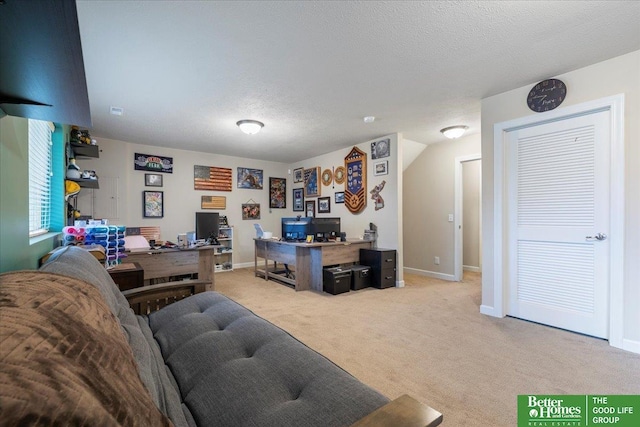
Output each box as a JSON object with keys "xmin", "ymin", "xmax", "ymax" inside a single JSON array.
[
  {"xmin": 145, "ymin": 173, "xmax": 163, "ymax": 187},
  {"xmin": 335, "ymin": 192, "xmax": 345, "ymax": 204},
  {"xmin": 293, "ymin": 188, "xmax": 304, "ymax": 211},
  {"xmin": 293, "ymin": 167, "xmax": 304, "ymax": 183},
  {"xmin": 269, "ymin": 177, "xmax": 286, "ymax": 208},
  {"xmin": 318, "ymin": 196, "xmax": 331, "ymax": 213},
  {"xmin": 305, "ymin": 200, "xmax": 315, "ymax": 218},
  {"xmin": 374, "ymin": 160, "xmax": 388, "ymax": 176},
  {"xmin": 143, "ymin": 191, "xmax": 164, "ymax": 218}
]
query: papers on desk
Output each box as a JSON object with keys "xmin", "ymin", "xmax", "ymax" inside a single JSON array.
[{"xmin": 123, "ymin": 235, "xmax": 150, "ymax": 250}]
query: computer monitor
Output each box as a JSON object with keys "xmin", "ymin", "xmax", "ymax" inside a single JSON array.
[
  {"xmin": 195, "ymin": 212, "xmax": 220, "ymax": 243},
  {"xmin": 281, "ymin": 217, "xmax": 311, "ymax": 241},
  {"xmin": 311, "ymin": 217, "xmax": 341, "ymax": 242}
]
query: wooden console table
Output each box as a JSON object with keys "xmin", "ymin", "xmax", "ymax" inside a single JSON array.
[
  {"xmin": 254, "ymin": 239, "xmax": 372, "ymax": 291},
  {"xmin": 125, "ymin": 246, "xmax": 216, "ymax": 291}
]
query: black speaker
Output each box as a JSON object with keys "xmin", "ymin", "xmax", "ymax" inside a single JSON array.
[{"xmin": 340, "ymin": 232, "xmax": 347, "ymax": 242}]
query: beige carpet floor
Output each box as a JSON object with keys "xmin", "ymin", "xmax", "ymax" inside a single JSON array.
[{"xmin": 215, "ymin": 268, "xmax": 640, "ymax": 426}]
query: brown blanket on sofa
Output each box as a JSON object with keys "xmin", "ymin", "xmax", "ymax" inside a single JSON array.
[{"xmin": 0, "ymin": 271, "xmax": 172, "ymax": 426}]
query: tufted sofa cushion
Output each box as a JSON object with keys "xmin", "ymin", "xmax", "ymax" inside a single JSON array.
[{"xmin": 148, "ymin": 292, "xmax": 390, "ymax": 427}]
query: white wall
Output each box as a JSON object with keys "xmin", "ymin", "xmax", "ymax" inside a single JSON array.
[
  {"xmin": 78, "ymin": 133, "xmax": 404, "ymax": 278},
  {"xmin": 481, "ymin": 50, "xmax": 640, "ymax": 352},
  {"xmin": 403, "ymin": 134, "xmax": 481, "ymax": 279}
]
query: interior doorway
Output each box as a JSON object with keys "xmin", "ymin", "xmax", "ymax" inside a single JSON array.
[{"xmin": 454, "ymin": 154, "xmax": 482, "ymax": 282}]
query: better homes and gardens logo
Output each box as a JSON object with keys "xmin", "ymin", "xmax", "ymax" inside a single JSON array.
[{"xmin": 518, "ymin": 395, "xmax": 640, "ymax": 427}]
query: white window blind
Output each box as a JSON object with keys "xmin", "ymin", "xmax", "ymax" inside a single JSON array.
[{"xmin": 28, "ymin": 119, "xmax": 55, "ymax": 237}]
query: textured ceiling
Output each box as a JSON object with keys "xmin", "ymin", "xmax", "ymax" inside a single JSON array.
[{"xmin": 76, "ymin": 1, "xmax": 640, "ymax": 163}]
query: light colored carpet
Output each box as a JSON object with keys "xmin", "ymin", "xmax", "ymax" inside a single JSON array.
[{"xmin": 215, "ymin": 268, "xmax": 640, "ymax": 426}]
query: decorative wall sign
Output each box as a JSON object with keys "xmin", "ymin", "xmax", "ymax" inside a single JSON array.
[
  {"xmin": 293, "ymin": 167, "xmax": 304, "ymax": 183},
  {"xmin": 237, "ymin": 167, "xmax": 264, "ymax": 189},
  {"xmin": 370, "ymin": 180, "xmax": 386, "ymax": 211},
  {"xmin": 527, "ymin": 78, "xmax": 567, "ymax": 112},
  {"xmin": 371, "ymin": 138, "xmax": 390, "ymax": 159},
  {"xmin": 201, "ymin": 195, "xmax": 226, "ymax": 210},
  {"xmin": 318, "ymin": 196, "xmax": 331, "ymax": 213},
  {"xmin": 194, "ymin": 165, "xmax": 232, "ymax": 191},
  {"xmin": 242, "ymin": 202, "xmax": 261, "ymax": 220},
  {"xmin": 321, "ymin": 168, "xmax": 333, "ymax": 186},
  {"xmin": 374, "ymin": 160, "xmax": 388, "ymax": 176},
  {"xmin": 305, "ymin": 200, "xmax": 315, "ymax": 218},
  {"xmin": 143, "ymin": 191, "xmax": 164, "ymax": 218},
  {"xmin": 145, "ymin": 173, "xmax": 163, "ymax": 187},
  {"xmin": 135, "ymin": 153, "xmax": 173, "ymax": 173},
  {"xmin": 344, "ymin": 147, "xmax": 367, "ymax": 214},
  {"xmin": 304, "ymin": 166, "xmax": 321, "ymax": 197},
  {"xmin": 334, "ymin": 166, "xmax": 345, "ymax": 184},
  {"xmin": 293, "ymin": 188, "xmax": 304, "ymax": 211},
  {"xmin": 269, "ymin": 177, "xmax": 286, "ymax": 208}
]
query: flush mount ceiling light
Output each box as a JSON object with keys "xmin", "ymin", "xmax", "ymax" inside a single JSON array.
[
  {"xmin": 236, "ymin": 120, "xmax": 264, "ymax": 135},
  {"xmin": 440, "ymin": 125, "xmax": 468, "ymax": 139},
  {"xmin": 363, "ymin": 116, "xmax": 375, "ymax": 123}
]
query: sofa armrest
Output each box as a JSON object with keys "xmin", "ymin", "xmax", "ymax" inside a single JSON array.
[
  {"xmin": 350, "ymin": 395, "xmax": 443, "ymax": 427},
  {"xmin": 122, "ymin": 279, "xmax": 208, "ymax": 314}
]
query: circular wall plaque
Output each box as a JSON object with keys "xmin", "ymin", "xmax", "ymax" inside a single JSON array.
[
  {"xmin": 321, "ymin": 169, "xmax": 333, "ymax": 186},
  {"xmin": 334, "ymin": 166, "xmax": 345, "ymax": 184}
]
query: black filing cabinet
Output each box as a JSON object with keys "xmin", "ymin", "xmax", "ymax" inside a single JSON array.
[
  {"xmin": 323, "ymin": 267, "xmax": 352, "ymax": 295},
  {"xmin": 359, "ymin": 248, "xmax": 396, "ymax": 289}
]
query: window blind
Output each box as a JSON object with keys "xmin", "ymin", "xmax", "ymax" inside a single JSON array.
[{"xmin": 28, "ymin": 119, "xmax": 54, "ymax": 237}]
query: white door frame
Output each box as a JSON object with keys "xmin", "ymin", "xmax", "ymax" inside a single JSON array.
[
  {"xmin": 454, "ymin": 153, "xmax": 482, "ymax": 282},
  {"xmin": 490, "ymin": 94, "xmax": 625, "ymax": 349}
]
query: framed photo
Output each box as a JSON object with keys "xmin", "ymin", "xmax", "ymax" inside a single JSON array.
[
  {"xmin": 374, "ymin": 160, "xmax": 388, "ymax": 176},
  {"xmin": 145, "ymin": 173, "xmax": 163, "ymax": 187},
  {"xmin": 293, "ymin": 167, "xmax": 304, "ymax": 183},
  {"xmin": 371, "ymin": 138, "xmax": 390, "ymax": 159},
  {"xmin": 242, "ymin": 203, "xmax": 261, "ymax": 220},
  {"xmin": 143, "ymin": 191, "xmax": 164, "ymax": 218},
  {"xmin": 318, "ymin": 196, "xmax": 331, "ymax": 213},
  {"xmin": 304, "ymin": 166, "xmax": 321, "ymax": 197},
  {"xmin": 305, "ymin": 200, "xmax": 315, "ymax": 218},
  {"xmin": 293, "ymin": 188, "xmax": 304, "ymax": 211},
  {"xmin": 335, "ymin": 192, "xmax": 345, "ymax": 204},
  {"xmin": 305, "ymin": 235, "xmax": 314, "ymax": 243},
  {"xmin": 269, "ymin": 177, "xmax": 286, "ymax": 208},
  {"xmin": 237, "ymin": 167, "xmax": 263, "ymax": 189}
]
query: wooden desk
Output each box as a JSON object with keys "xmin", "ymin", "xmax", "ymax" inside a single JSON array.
[
  {"xmin": 125, "ymin": 246, "xmax": 216, "ymax": 291},
  {"xmin": 108, "ymin": 262, "xmax": 144, "ymax": 291},
  {"xmin": 254, "ymin": 239, "xmax": 372, "ymax": 291}
]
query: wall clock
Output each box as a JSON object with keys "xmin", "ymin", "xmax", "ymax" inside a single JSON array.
[{"xmin": 527, "ymin": 79, "xmax": 567, "ymax": 112}]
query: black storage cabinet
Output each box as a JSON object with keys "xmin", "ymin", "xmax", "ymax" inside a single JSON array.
[
  {"xmin": 323, "ymin": 267, "xmax": 352, "ymax": 295},
  {"xmin": 359, "ymin": 248, "xmax": 396, "ymax": 289},
  {"xmin": 350, "ymin": 265, "xmax": 371, "ymax": 290}
]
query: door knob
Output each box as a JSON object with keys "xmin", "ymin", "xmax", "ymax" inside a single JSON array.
[{"xmin": 585, "ymin": 233, "xmax": 607, "ymax": 241}]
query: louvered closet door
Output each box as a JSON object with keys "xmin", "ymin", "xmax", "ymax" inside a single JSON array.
[{"xmin": 507, "ymin": 110, "xmax": 610, "ymax": 338}]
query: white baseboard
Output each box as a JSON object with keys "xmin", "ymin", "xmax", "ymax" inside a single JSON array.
[
  {"xmin": 232, "ymin": 262, "xmax": 254, "ymax": 270},
  {"xmin": 403, "ymin": 267, "xmax": 456, "ymax": 282},
  {"xmin": 463, "ymin": 265, "xmax": 481, "ymax": 273},
  {"xmin": 480, "ymin": 304, "xmax": 503, "ymax": 318},
  {"xmin": 622, "ymin": 338, "xmax": 640, "ymax": 355}
]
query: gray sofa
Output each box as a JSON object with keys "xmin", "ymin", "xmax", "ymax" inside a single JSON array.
[{"xmin": 0, "ymin": 246, "xmax": 442, "ymax": 426}]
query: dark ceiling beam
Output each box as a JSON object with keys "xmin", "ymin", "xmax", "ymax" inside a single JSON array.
[{"xmin": 0, "ymin": 0, "xmax": 91, "ymax": 127}]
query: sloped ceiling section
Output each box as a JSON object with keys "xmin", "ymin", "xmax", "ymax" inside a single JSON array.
[{"xmin": 0, "ymin": 0, "xmax": 91, "ymax": 127}]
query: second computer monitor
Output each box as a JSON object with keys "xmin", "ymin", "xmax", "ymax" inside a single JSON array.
[{"xmin": 311, "ymin": 217, "xmax": 341, "ymax": 242}]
